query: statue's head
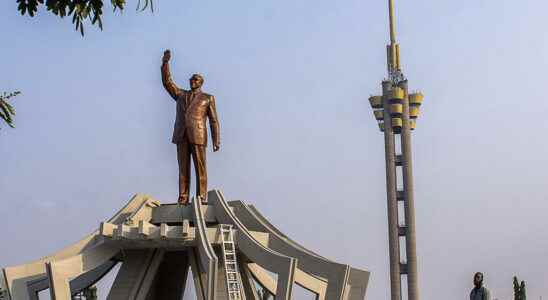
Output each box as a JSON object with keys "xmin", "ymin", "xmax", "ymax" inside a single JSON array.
[
  {"xmin": 473, "ymin": 272, "xmax": 484, "ymax": 288},
  {"xmin": 189, "ymin": 74, "xmax": 204, "ymax": 90}
]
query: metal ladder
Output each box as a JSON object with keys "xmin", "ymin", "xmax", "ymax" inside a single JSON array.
[
  {"xmin": 71, "ymin": 286, "xmax": 97, "ymax": 300},
  {"xmin": 72, "ymin": 293, "xmax": 85, "ymax": 300},
  {"xmin": 220, "ymin": 224, "xmax": 243, "ymax": 300}
]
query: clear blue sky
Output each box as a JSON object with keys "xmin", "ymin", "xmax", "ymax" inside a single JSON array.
[{"xmin": 1, "ymin": 0, "xmax": 548, "ymax": 299}]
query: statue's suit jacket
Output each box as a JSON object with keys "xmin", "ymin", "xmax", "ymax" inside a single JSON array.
[{"xmin": 161, "ymin": 62, "xmax": 220, "ymax": 146}]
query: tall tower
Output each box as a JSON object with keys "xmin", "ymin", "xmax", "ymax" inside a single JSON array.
[{"xmin": 368, "ymin": 0, "xmax": 423, "ymax": 300}]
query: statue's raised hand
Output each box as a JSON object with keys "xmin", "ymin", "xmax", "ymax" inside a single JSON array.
[{"xmin": 162, "ymin": 49, "xmax": 171, "ymax": 63}]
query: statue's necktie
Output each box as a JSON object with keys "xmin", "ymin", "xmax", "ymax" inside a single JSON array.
[{"xmin": 188, "ymin": 92, "xmax": 198, "ymax": 109}]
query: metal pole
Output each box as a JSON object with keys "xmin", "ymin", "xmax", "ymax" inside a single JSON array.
[
  {"xmin": 388, "ymin": 0, "xmax": 396, "ymax": 45},
  {"xmin": 382, "ymin": 80, "xmax": 401, "ymax": 300},
  {"xmin": 387, "ymin": 0, "xmax": 398, "ymax": 76},
  {"xmin": 399, "ymin": 80, "xmax": 419, "ymax": 300}
]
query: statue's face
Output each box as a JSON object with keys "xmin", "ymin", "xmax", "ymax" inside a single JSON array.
[
  {"xmin": 189, "ymin": 76, "xmax": 203, "ymax": 90},
  {"xmin": 474, "ymin": 273, "xmax": 483, "ymax": 287}
]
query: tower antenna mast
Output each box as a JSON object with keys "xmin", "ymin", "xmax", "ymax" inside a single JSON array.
[
  {"xmin": 387, "ymin": 0, "xmax": 404, "ymax": 83},
  {"xmin": 388, "ymin": 0, "xmax": 396, "ymax": 44}
]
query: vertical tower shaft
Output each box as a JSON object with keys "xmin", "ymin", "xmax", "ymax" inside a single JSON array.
[
  {"xmin": 400, "ymin": 81, "xmax": 419, "ymax": 300},
  {"xmin": 382, "ymin": 81, "xmax": 402, "ymax": 300},
  {"xmin": 381, "ymin": 79, "xmax": 420, "ymax": 300}
]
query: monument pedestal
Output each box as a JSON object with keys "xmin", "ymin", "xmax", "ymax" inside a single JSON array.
[{"xmin": 1, "ymin": 190, "xmax": 370, "ymax": 300}]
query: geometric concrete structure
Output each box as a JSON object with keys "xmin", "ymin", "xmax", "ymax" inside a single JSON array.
[
  {"xmin": 368, "ymin": 0, "xmax": 424, "ymax": 299},
  {"xmin": 1, "ymin": 190, "xmax": 370, "ymax": 300}
]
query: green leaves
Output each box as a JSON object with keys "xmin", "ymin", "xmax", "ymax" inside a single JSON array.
[
  {"xmin": 17, "ymin": 0, "xmax": 154, "ymax": 36},
  {"xmin": 136, "ymin": 0, "xmax": 153, "ymax": 12},
  {"xmin": 513, "ymin": 276, "xmax": 526, "ymax": 300},
  {"xmin": 0, "ymin": 91, "xmax": 21, "ymax": 130},
  {"xmin": 111, "ymin": 0, "xmax": 125, "ymax": 11},
  {"xmin": 17, "ymin": 0, "xmax": 43, "ymax": 17}
]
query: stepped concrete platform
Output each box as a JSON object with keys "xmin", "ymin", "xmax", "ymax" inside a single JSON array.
[{"xmin": 1, "ymin": 190, "xmax": 370, "ymax": 300}]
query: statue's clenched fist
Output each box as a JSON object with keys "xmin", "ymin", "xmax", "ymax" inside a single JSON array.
[{"xmin": 162, "ymin": 49, "xmax": 171, "ymax": 63}]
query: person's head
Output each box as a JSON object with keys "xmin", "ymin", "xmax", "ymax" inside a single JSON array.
[
  {"xmin": 189, "ymin": 74, "xmax": 204, "ymax": 90},
  {"xmin": 473, "ymin": 272, "xmax": 484, "ymax": 288}
]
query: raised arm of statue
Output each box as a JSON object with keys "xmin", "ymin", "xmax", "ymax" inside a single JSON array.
[
  {"xmin": 161, "ymin": 50, "xmax": 183, "ymax": 100},
  {"xmin": 207, "ymin": 95, "xmax": 221, "ymax": 151}
]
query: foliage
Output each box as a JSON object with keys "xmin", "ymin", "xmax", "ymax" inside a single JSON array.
[
  {"xmin": 16, "ymin": 0, "xmax": 154, "ymax": 36},
  {"xmin": 513, "ymin": 276, "xmax": 526, "ymax": 300},
  {"xmin": 0, "ymin": 91, "xmax": 21, "ymax": 130}
]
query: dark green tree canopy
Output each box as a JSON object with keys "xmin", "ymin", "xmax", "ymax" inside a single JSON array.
[
  {"xmin": 513, "ymin": 276, "xmax": 526, "ymax": 300},
  {"xmin": 16, "ymin": 0, "xmax": 153, "ymax": 35}
]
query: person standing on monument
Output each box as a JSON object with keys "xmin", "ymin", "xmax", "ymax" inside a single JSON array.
[
  {"xmin": 470, "ymin": 272, "xmax": 491, "ymax": 300},
  {"xmin": 161, "ymin": 49, "xmax": 220, "ymax": 205}
]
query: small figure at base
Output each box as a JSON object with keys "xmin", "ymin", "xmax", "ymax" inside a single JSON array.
[
  {"xmin": 161, "ymin": 49, "xmax": 221, "ymax": 205},
  {"xmin": 470, "ymin": 272, "xmax": 491, "ymax": 300}
]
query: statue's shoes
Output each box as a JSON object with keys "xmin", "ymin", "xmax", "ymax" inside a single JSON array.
[{"xmin": 178, "ymin": 196, "xmax": 189, "ymax": 206}]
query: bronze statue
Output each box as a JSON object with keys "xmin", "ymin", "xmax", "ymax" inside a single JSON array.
[
  {"xmin": 161, "ymin": 50, "xmax": 220, "ymax": 205},
  {"xmin": 470, "ymin": 272, "xmax": 491, "ymax": 300}
]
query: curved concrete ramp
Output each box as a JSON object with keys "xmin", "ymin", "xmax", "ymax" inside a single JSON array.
[
  {"xmin": 70, "ymin": 260, "xmax": 118, "ymax": 295},
  {"xmin": 244, "ymin": 202, "xmax": 370, "ymax": 300},
  {"xmin": 2, "ymin": 194, "xmax": 158, "ymax": 300},
  {"xmin": 209, "ymin": 190, "xmax": 297, "ymax": 300},
  {"xmin": 25, "ymin": 260, "xmax": 117, "ymax": 300},
  {"xmin": 246, "ymin": 263, "xmax": 277, "ymax": 295},
  {"xmin": 191, "ymin": 198, "xmax": 218, "ymax": 300},
  {"xmin": 246, "ymin": 262, "xmax": 328, "ymax": 299},
  {"xmin": 46, "ymin": 243, "xmax": 120, "ymax": 300},
  {"xmin": 245, "ymin": 204, "xmax": 326, "ymax": 259},
  {"xmin": 344, "ymin": 268, "xmax": 370, "ymax": 300},
  {"xmin": 232, "ymin": 201, "xmax": 350, "ymax": 300}
]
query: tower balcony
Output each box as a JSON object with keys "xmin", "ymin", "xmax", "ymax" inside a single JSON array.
[
  {"xmin": 369, "ymin": 95, "xmax": 383, "ymax": 109},
  {"xmin": 373, "ymin": 109, "xmax": 384, "ymax": 120},
  {"xmin": 409, "ymin": 92, "xmax": 423, "ymax": 106}
]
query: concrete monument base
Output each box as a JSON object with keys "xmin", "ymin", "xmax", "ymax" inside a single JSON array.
[{"xmin": 1, "ymin": 190, "xmax": 369, "ymax": 300}]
